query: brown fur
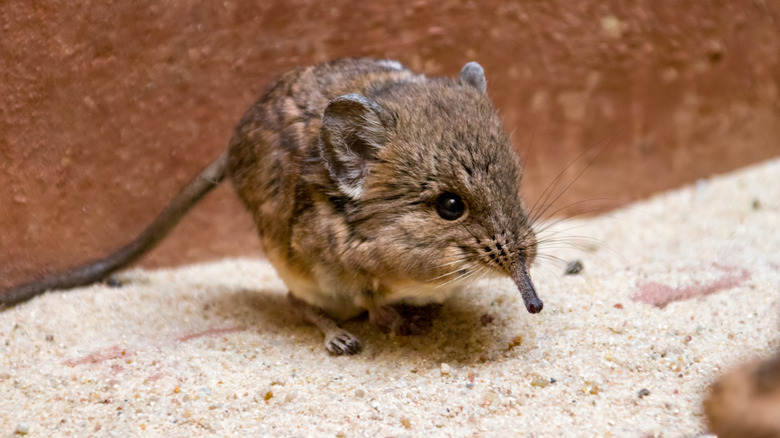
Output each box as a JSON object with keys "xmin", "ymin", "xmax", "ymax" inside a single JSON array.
[
  {"xmin": 2, "ymin": 58, "xmax": 541, "ymax": 355},
  {"xmin": 229, "ymin": 58, "xmax": 540, "ymax": 353}
]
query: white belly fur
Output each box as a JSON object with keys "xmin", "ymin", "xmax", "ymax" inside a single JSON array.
[{"xmin": 266, "ymin": 251, "xmax": 461, "ymax": 321}]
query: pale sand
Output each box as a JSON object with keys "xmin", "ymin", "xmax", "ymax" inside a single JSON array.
[{"xmin": 2, "ymin": 158, "xmax": 779, "ymax": 437}]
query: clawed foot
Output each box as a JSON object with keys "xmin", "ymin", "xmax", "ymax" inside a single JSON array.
[
  {"xmin": 288, "ymin": 292, "xmax": 444, "ymax": 353},
  {"xmin": 288, "ymin": 292, "xmax": 362, "ymax": 356},
  {"xmin": 325, "ymin": 330, "xmax": 362, "ymax": 355}
]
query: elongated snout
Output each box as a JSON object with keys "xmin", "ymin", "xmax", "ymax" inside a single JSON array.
[{"xmin": 512, "ymin": 262, "xmax": 543, "ymax": 314}]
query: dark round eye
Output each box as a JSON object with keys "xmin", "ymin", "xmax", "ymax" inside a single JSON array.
[{"xmin": 435, "ymin": 192, "xmax": 466, "ymax": 220}]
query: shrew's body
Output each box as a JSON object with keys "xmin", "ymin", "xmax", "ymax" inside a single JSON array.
[{"xmin": 2, "ymin": 59, "xmax": 542, "ymax": 355}]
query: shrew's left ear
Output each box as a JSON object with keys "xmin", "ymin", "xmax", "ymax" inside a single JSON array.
[{"xmin": 320, "ymin": 93, "xmax": 395, "ymax": 199}]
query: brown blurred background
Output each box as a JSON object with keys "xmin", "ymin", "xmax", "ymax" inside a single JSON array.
[{"xmin": 2, "ymin": 1, "xmax": 779, "ymax": 291}]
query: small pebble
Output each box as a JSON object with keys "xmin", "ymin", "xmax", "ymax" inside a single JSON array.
[
  {"xmin": 480, "ymin": 313, "xmax": 495, "ymax": 326},
  {"xmin": 531, "ymin": 378, "xmax": 550, "ymax": 388},
  {"xmin": 638, "ymin": 388, "xmax": 651, "ymax": 398},
  {"xmin": 354, "ymin": 389, "xmax": 365, "ymax": 397},
  {"xmin": 440, "ymin": 363, "xmax": 451, "ymax": 375},
  {"xmin": 752, "ymin": 199, "xmax": 762, "ymax": 210},
  {"xmin": 400, "ymin": 417, "xmax": 412, "ymax": 429},
  {"xmin": 15, "ymin": 422, "xmax": 29, "ymax": 435},
  {"xmin": 105, "ymin": 278, "xmax": 123, "ymax": 288},
  {"xmin": 45, "ymin": 334, "xmax": 54, "ymax": 342},
  {"xmin": 564, "ymin": 260, "xmax": 583, "ymax": 275}
]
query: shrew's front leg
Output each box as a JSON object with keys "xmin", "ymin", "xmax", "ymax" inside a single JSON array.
[{"xmin": 287, "ymin": 292, "xmax": 361, "ymax": 355}]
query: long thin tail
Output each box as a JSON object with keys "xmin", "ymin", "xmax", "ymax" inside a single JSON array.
[{"xmin": 1, "ymin": 152, "xmax": 230, "ymax": 307}]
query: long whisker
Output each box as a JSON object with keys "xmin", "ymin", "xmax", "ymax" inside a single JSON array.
[
  {"xmin": 533, "ymin": 253, "xmax": 570, "ymax": 264},
  {"xmin": 434, "ymin": 268, "xmax": 474, "ymax": 289},
  {"xmin": 529, "ymin": 198, "xmax": 615, "ymax": 228},
  {"xmin": 386, "ymin": 255, "xmax": 476, "ymax": 295},
  {"xmin": 536, "ymin": 223, "xmax": 626, "ymax": 261},
  {"xmin": 526, "ymin": 148, "xmax": 593, "ymax": 224},
  {"xmin": 431, "ymin": 256, "xmax": 474, "ymax": 270},
  {"xmin": 456, "ymin": 266, "xmax": 489, "ymax": 287},
  {"xmin": 528, "ymin": 151, "xmax": 606, "ymax": 226},
  {"xmin": 528, "ymin": 209, "xmax": 612, "ymax": 235},
  {"xmin": 517, "ymin": 121, "xmax": 538, "ymax": 171},
  {"xmin": 527, "ymin": 139, "xmax": 612, "ymax": 227},
  {"xmin": 428, "ymin": 264, "xmax": 472, "ymax": 282},
  {"xmin": 473, "ymin": 266, "xmax": 494, "ymax": 285},
  {"xmin": 535, "ymin": 226, "xmax": 604, "ymax": 244},
  {"xmin": 536, "ymin": 237, "xmax": 606, "ymax": 250},
  {"xmin": 533, "ymin": 260, "xmax": 565, "ymax": 279},
  {"xmin": 531, "ymin": 203, "xmax": 612, "ymax": 229},
  {"xmin": 436, "ymin": 264, "xmax": 486, "ymax": 289}
]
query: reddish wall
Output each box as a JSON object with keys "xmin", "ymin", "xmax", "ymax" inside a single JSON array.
[{"xmin": 2, "ymin": 1, "xmax": 779, "ymax": 291}]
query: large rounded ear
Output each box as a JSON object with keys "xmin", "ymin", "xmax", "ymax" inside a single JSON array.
[
  {"xmin": 459, "ymin": 62, "xmax": 487, "ymax": 94},
  {"xmin": 320, "ymin": 93, "xmax": 394, "ymax": 199}
]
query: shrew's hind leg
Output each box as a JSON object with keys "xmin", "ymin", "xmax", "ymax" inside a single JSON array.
[
  {"xmin": 287, "ymin": 292, "xmax": 361, "ymax": 355},
  {"xmin": 369, "ymin": 303, "xmax": 444, "ymax": 336},
  {"xmin": 393, "ymin": 303, "xmax": 443, "ymax": 335}
]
